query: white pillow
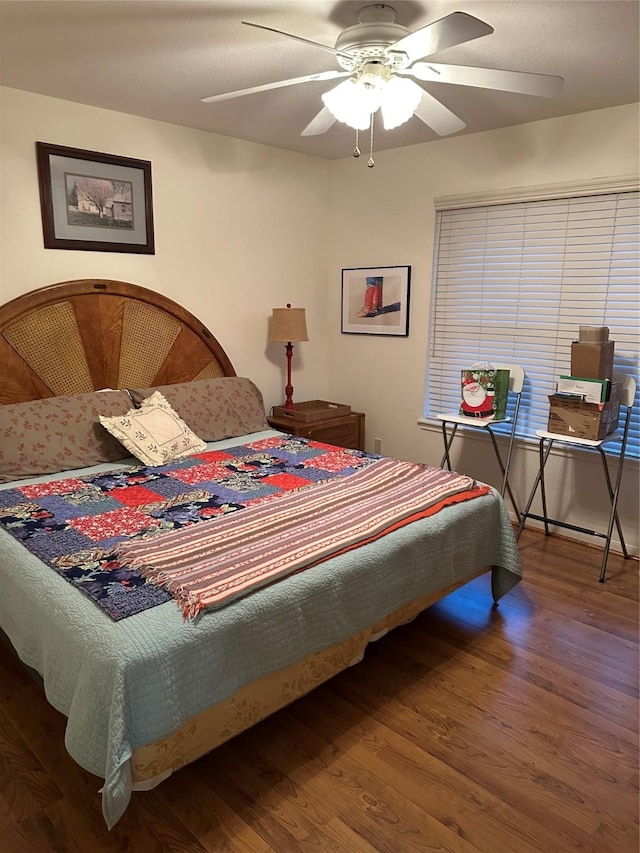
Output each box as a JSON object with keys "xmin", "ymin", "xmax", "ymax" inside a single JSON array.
[{"xmin": 99, "ymin": 391, "xmax": 206, "ymax": 466}]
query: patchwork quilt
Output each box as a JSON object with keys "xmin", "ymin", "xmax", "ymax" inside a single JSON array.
[
  {"xmin": 0, "ymin": 435, "xmax": 487, "ymax": 621},
  {"xmin": 0, "ymin": 437, "xmax": 381, "ymax": 619}
]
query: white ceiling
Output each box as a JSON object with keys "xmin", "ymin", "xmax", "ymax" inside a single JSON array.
[{"xmin": 1, "ymin": 1, "xmax": 638, "ymax": 160}]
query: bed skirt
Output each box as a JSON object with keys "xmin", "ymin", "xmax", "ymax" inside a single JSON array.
[{"xmin": 131, "ymin": 566, "xmax": 488, "ymax": 787}]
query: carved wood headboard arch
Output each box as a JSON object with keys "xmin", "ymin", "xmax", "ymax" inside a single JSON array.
[{"xmin": 0, "ymin": 279, "xmax": 236, "ymax": 404}]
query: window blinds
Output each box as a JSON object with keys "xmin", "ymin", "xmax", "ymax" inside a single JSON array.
[{"xmin": 425, "ymin": 190, "xmax": 639, "ymax": 458}]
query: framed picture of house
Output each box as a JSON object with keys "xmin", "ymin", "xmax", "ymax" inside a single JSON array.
[
  {"xmin": 36, "ymin": 142, "xmax": 155, "ymax": 254},
  {"xmin": 341, "ymin": 265, "xmax": 411, "ymax": 336}
]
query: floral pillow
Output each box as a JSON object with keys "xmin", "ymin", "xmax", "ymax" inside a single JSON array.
[
  {"xmin": 0, "ymin": 389, "xmax": 133, "ymax": 484},
  {"xmin": 99, "ymin": 391, "xmax": 207, "ymax": 466},
  {"xmin": 129, "ymin": 377, "xmax": 268, "ymax": 441}
]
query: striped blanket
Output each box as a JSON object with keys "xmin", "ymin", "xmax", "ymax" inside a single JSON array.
[{"xmin": 114, "ymin": 459, "xmax": 489, "ymax": 619}]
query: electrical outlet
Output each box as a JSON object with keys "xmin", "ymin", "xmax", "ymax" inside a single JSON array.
[{"xmin": 373, "ymin": 437, "xmax": 383, "ymax": 454}]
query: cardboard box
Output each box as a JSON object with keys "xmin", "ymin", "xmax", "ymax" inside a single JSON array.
[
  {"xmin": 547, "ymin": 382, "xmax": 621, "ymax": 440},
  {"xmin": 570, "ymin": 340, "xmax": 614, "ymax": 380},
  {"xmin": 579, "ymin": 325, "xmax": 609, "ymax": 343}
]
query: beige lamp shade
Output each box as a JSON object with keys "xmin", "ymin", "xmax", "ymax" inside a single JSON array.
[{"xmin": 270, "ymin": 306, "xmax": 309, "ymax": 343}]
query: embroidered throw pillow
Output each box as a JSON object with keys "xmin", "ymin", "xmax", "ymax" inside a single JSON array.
[{"xmin": 99, "ymin": 391, "xmax": 206, "ymax": 466}]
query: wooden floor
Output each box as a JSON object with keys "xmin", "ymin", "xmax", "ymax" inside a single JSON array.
[{"xmin": 0, "ymin": 529, "xmax": 637, "ymax": 852}]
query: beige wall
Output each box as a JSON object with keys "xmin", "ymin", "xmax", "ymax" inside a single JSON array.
[
  {"xmin": 0, "ymin": 86, "xmax": 332, "ymax": 410},
  {"xmin": 1, "ymin": 86, "xmax": 638, "ymax": 556},
  {"xmin": 326, "ymin": 102, "xmax": 639, "ymax": 555}
]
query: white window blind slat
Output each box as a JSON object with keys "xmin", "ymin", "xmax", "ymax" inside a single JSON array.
[{"xmin": 425, "ymin": 190, "xmax": 640, "ymax": 459}]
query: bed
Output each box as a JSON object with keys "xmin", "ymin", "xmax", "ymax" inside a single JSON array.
[{"xmin": 0, "ymin": 278, "xmax": 522, "ymax": 829}]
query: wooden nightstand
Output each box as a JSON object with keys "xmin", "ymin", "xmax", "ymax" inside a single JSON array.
[{"xmin": 267, "ymin": 410, "xmax": 365, "ymax": 451}]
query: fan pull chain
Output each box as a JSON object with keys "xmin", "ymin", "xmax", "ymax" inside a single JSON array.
[
  {"xmin": 368, "ymin": 116, "xmax": 375, "ymax": 168},
  {"xmin": 353, "ymin": 129, "xmax": 361, "ymax": 158}
]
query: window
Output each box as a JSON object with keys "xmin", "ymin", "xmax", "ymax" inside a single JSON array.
[{"xmin": 425, "ymin": 185, "xmax": 639, "ymax": 458}]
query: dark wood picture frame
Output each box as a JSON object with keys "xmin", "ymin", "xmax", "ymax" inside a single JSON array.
[{"xmin": 36, "ymin": 142, "xmax": 155, "ymax": 254}]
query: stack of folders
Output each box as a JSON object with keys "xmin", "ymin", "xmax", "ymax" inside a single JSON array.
[{"xmin": 554, "ymin": 376, "xmax": 613, "ymax": 403}]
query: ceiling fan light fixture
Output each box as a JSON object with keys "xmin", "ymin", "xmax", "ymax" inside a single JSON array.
[
  {"xmin": 204, "ymin": 6, "xmax": 564, "ymax": 151},
  {"xmin": 380, "ymin": 76, "xmax": 423, "ymax": 129},
  {"xmin": 322, "ymin": 78, "xmax": 382, "ymax": 129}
]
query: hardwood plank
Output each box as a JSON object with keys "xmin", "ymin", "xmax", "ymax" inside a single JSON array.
[
  {"xmin": 0, "ymin": 812, "xmax": 71, "ymax": 853},
  {"xmin": 236, "ymin": 708, "xmax": 479, "ymax": 852},
  {"xmin": 394, "ymin": 612, "xmax": 638, "ymax": 751},
  {"xmin": 197, "ymin": 739, "xmax": 366, "ymax": 852},
  {"xmin": 0, "ymin": 706, "xmax": 63, "ymax": 822},
  {"xmin": 333, "ymin": 647, "xmax": 637, "ymax": 837},
  {"xmin": 158, "ymin": 765, "xmax": 274, "ymax": 853},
  {"xmin": 426, "ymin": 578, "xmax": 637, "ymax": 695},
  {"xmin": 229, "ymin": 727, "xmax": 444, "ymax": 852},
  {"xmin": 290, "ymin": 683, "xmax": 603, "ymax": 853},
  {"xmin": 121, "ymin": 792, "xmax": 209, "ymax": 853}
]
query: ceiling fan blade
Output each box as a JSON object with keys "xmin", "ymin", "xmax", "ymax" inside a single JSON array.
[
  {"xmin": 413, "ymin": 89, "xmax": 466, "ymax": 136},
  {"xmin": 201, "ymin": 70, "xmax": 348, "ymax": 103},
  {"xmin": 406, "ymin": 62, "xmax": 564, "ymax": 98},
  {"xmin": 301, "ymin": 107, "xmax": 337, "ymax": 136},
  {"xmin": 242, "ymin": 21, "xmax": 351, "ymax": 59},
  {"xmin": 389, "ymin": 12, "xmax": 493, "ymax": 63}
]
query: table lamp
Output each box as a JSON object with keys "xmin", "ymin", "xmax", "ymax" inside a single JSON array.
[{"xmin": 270, "ymin": 304, "xmax": 309, "ymax": 411}]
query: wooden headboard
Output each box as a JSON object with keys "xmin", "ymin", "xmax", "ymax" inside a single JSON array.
[{"xmin": 0, "ymin": 279, "xmax": 236, "ymax": 404}]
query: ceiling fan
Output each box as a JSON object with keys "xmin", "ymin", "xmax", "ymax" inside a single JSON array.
[{"xmin": 201, "ymin": 4, "xmax": 563, "ymax": 142}]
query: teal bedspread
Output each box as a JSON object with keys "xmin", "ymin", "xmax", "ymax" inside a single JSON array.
[{"xmin": 0, "ymin": 430, "xmax": 522, "ymax": 829}]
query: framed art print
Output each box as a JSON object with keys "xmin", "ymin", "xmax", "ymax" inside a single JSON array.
[
  {"xmin": 341, "ymin": 265, "xmax": 410, "ymax": 336},
  {"xmin": 36, "ymin": 142, "xmax": 155, "ymax": 254}
]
